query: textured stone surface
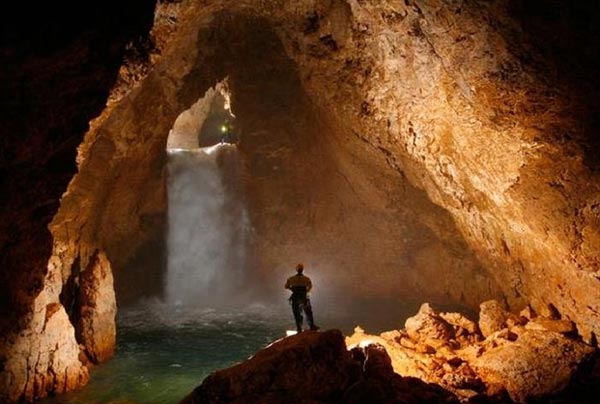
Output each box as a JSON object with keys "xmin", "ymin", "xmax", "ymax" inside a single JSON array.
[
  {"xmin": 181, "ymin": 330, "xmax": 458, "ymax": 404},
  {"xmin": 0, "ymin": 259, "xmax": 89, "ymax": 402},
  {"xmin": 404, "ymin": 303, "xmax": 455, "ymax": 345},
  {"xmin": 46, "ymin": 0, "xmax": 599, "ymax": 339},
  {"xmin": 347, "ymin": 303, "xmax": 597, "ymax": 402},
  {"xmin": 182, "ymin": 330, "xmax": 359, "ymax": 404},
  {"xmin": 76, "ymin": 250, "xmax": 116, "ymax": 363},
  {"xmin": 470, "ymin": 328, "xmax": 594, "ymax": 403},
  {"xmin": 479, "ymin": 300, "xmax": 510, "ymax": 338},
  {"xmin": 2, "ymin": 0, "xmax": 600, "ymax": 402}
]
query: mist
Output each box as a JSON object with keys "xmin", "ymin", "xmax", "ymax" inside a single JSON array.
[{"xmin": 166, "ymin": 144, "xmax": 250, "ymax": 308}]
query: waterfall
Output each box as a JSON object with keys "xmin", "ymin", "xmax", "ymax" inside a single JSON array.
[{"xmin": 165, "ymin": 144, "xmax": 248, "ymax": 306}]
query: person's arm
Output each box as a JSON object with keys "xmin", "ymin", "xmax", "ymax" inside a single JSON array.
[
  {"xmin": 284, "ymin": 278, "xmax": 290, "ymax": 290},
  {"xmin": 307, "ymin": 277, "xmax": 313, "ymax": 292}
]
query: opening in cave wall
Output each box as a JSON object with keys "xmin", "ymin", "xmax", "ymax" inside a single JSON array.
[{"xmin": 165, "ymin": 82, "xmax": 251, "ymax": 307}]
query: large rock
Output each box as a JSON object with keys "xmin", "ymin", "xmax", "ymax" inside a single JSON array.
[
  {"xmin": 344, "ymin": 343, "xmax": 459, "ymax": 404},
  {"xmin": 478, "ymin": 300, "xmax": 510, "ymax": 338},
  {"xmin": 182, "ymin": 330, "xmax": 459, "ymax": 404},
  {"xmin": 0, "ymin": 301, "xmax": 89, "ymax": 403},
  {"xmin": 348, "ymin": 304, "xmax": 597, "ymax": 403},
  {"xmin": 468, "ymin": 327, "xmax": 595, "ymax": 403},
  {"xmin": 76, "ymin": 250, "xmax": 117, "ymax": 363},
  {"xmin": 181, "ymin": 330, "xmax": 360, "ymax": 404},
  {"xmin": 405, "ymin": 303, "xmax": 455, "ymax": 346}
]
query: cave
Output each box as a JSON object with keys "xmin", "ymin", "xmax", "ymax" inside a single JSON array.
[{"xmin": 1, "ymin": 1, "xmax": 599, "ymax": 403}]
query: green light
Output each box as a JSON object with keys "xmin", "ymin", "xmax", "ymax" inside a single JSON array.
[{"xmin": 220, "ymin": 125, "xmax": 228, "ymax": 133}]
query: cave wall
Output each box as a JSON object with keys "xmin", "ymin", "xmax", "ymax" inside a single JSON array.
[
  {"xmin": 217, "ymin": 13, "xmax": 501, "ymax": 305},
  {"xmin": 0, "ymin": 2, "xmax": 157, "ymax": 401},
  {"xmin": 262, "ymin": 0, "xmax": 600, "ymax": 339},
  {"xmin": 1, "ymin": 0, "xmax": 599, "ymax": 402}
]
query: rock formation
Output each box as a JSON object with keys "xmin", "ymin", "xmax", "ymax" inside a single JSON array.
[
  {"xmin": 1, "ymin": 0, "xmax": 600, "ymax": 402},
  {"xmin": 75, "ymin": 250, "xmax": 116, "ymax": 364},
  {"xmin": 182, "ymin": 302, "xmax": 597, "ymax": 404},
  {"xmin": 181, "ymin": 329, "xmax": 458, "ymax": 404},
  {"xmin": 346, "ymin": 302, "xmax": 597, "ymax": 403}
]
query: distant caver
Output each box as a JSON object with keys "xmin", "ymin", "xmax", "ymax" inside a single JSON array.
[{"xmin": 285, "ymin": 263, "xmax": 319, "ymax": 333}]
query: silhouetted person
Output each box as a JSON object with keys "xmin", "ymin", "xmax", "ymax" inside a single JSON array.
[{"xmin": 285, "ymin": 263, "xmax": 319, "ymax": 333}]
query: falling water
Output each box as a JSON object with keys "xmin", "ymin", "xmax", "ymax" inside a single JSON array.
[{"xmin": 165, "ymin": 144, "xmax": 249, "ymax": 307}]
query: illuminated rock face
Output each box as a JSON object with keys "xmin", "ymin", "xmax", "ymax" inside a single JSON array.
[
  {"xmin": 1, "ymin": 0, "xmax": 600, "ymax": 402},
  {"xmin": 75, "ymin": 251, "xmax": 116, "ymax": 364},
  {"xmin": 347, "ymin": 302, "xmax": 596, "ymax": 402}
]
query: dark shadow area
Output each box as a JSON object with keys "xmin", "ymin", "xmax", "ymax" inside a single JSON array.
[
  {"xmin": 0, "ymin": 0, "xmax": 157, "ymax": 335},
  {"xmin": 115, "ymin": 220, "xmax": 167, "ymax": 307}
]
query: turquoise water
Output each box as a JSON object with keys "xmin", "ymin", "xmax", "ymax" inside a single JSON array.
[{"xmin": 40, "ymin": 299, "xmax": 420, "ymax": 404}]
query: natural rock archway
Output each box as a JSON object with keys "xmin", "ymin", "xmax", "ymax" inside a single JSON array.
[{"xmin": 1, "ymin": 0, "xmax": 599, "ymax": 402}]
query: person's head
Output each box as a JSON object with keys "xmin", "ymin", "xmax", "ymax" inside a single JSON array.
[{"xmin": 296, "ymin": 263, "xmax": 304, "ymax": 274}]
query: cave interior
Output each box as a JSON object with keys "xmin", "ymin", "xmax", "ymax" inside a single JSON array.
[{"xmin": 1, "ymin": 0, "xmax": 600, "ymax": 403}]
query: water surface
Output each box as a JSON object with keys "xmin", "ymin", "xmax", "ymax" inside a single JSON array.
[{"xmin": 40, "ymin": 299, "xmax": 419, "ymax": 404}]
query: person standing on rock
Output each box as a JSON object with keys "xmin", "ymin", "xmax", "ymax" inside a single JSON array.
[{"xmin": 285, "ymin": 263, "xmax": 319, "ymax": 333}]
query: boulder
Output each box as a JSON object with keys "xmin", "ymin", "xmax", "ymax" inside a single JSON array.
[
  {"xmin": 343, "ymin": 343, "xmax": 459, "ymax": 404},
  {"xmin": 478, "ymin": 300, "xmax": 509, "ymax": 337},
  {"xmin": 470, "ymin": 328, "xmax": 595, "ymax": 403},
  {"xmin": 345, "ymin": 304, "xmax": 597, "ymax": 403},
  {"xmin": 440, "ymin": 312, "xmax": 479, "ymax": 336},
  {"xmin": 182, "ymin": 330, "xmax": 459, "ymax": 404},
  {"xmin": 181, "ymin": 330, "xmax": 359, "ymax": 404},
  {"xmin": 405, "ymin": 303, "xmax": 455, "ymax": 346}
]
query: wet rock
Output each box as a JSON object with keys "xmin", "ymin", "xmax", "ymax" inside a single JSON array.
[
  {"xmin": 478, "ymin": 300, "xmax": 509, "ymax": 338},
  {"xmin": 405, "ymin": 303, "xmax": 455, "ymax": 346}
]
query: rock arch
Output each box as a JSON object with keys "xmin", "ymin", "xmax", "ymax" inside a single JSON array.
[{"xmin": 1, "ymin": 1, "xmax": 599, "ymax": 402}]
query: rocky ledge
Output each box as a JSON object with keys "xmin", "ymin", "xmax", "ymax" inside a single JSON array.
[
  {"xmin": 181, "ymin": 329, "xmax": 458, "ymax": 404},
  {"xmin": 182, "ymin": 302, "xmax": 598, "ymax": 404},
  {"xmin": 346, "ymin": 301, "xmax": 599, "ymax": 403}
]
